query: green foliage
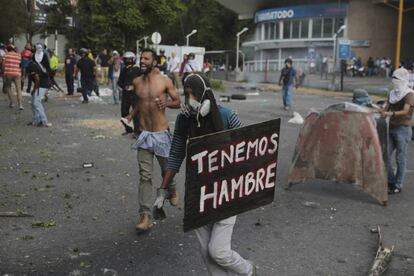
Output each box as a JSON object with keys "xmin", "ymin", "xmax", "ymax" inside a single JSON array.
[
  {"xmin": 210, "ymin": 79, "xmax": 225, "ymax": 91},
  {"xmin": 0, "ymin": 0, "xmax": 251, "ymax": 58},
  {"xmin": 74, "ymin": 0, "xmax": 185, "ymax": 50}
]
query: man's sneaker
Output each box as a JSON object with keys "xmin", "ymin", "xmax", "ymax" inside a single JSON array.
[
  {"xmin": 168, "ymin": 187, "xmax": 179, "ymax": 207},
  {"xmin": 135, "ymin": 213, "xmax": 153, "ymax": 232},
  {"xmin": 39, "ymin": 122, "xmax": 52, "ymax": 127},
  {"xmin": 8, "ymin": 103, "xmax": 14, "ymax": 108},
  {"xmin": 19, "ymin": 106, "xmax": 24, "ymax": 110},
  {"xmin": 82, "ymin": 100, "xmax": 88, "ymax": 103},
  {"xmin": 247, "ymin": 260, "xmax": 257, "ymax": 276},
  {"xmin": 388, "ymin": 187, "xmax": 401, "ymax": 194}
]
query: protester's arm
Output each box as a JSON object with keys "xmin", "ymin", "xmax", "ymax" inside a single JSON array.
[
  {"xmin": 32, "ymin": 74, "xmax": 40, "ymax": 94},
  {"xmin": 157, "ymin": 77, "xmax": 180, "ymax": 110},
  {"xmin": 381, "ymin": 103, "xmax": 412, "ymax": 117},
  {"xmin": 229, "ymin": 111, "xmax": 242, "ymax": 129},
  {"xmin": 161, "ymin": 116, "xmax": 187, "ymax": 189},
  {"xmin": 73, "ymin": 64, "xmax": 78, "ymax": 78},
  {"xmin": 278, "ymin": 71, "xmax": 284, "ymax": 86}
]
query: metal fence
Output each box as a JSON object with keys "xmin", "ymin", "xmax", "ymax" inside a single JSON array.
[{"xmin": 244, "ymin": 59, "xmax": 335, "ymax": 74}]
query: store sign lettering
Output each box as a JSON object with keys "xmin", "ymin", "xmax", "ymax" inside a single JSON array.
[{"xmin": 257, "ymin": 9, "xmax": 294, "ymax": 22}]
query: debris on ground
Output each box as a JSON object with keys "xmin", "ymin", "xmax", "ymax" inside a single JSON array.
[
  {"xmin": 368, "ymin": 226, "xmax": 394, "ymax": 276},
  {"xmin": 0, "ymin": 211, "xmax": 33, "ymax": 217},
  {"xmin": 302, "ymin": 201, "xmax": 320, "ymax": 208},
  {"xmin": 31, "ymin": 219, "xmax": 57, "ymax": 228}
]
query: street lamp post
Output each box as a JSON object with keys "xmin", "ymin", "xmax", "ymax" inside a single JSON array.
[
  {"xmin": 136, "ymin": 36, "xmax": 149, "ymax": 55},
  {"xmin": 331, "ymin": 25, "xmax": 346, "ymax": 90},
  {"xmin": 186, "ymin": 29, "xmax": 197, "ymax": 46},
  {"xmin": 236, "ymin": 27, "xmax": 248, "ymax": 72}
]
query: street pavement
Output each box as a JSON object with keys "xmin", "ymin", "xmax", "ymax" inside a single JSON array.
[{"xmin": 0, "ymin": 78, "xmax": 413, "ymax": 276}]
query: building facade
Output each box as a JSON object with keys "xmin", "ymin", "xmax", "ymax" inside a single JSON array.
[{"xmin": 216, "ymin": 0, "xmax": 414, "ymax": 76}]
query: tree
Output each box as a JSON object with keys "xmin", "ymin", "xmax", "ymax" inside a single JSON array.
[
  {"xmin": 0, "ymin": 0, "xmax": 40, "ymax": 43},
  {"xmin": 74, "ymin": 0, "xmax": 186, "ymax": 51}
]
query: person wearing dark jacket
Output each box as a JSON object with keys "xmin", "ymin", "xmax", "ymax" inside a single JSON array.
[
  {"xmin": 64, "ymin": 48, "xmax": 76, "ymax": 95},
  {"xmin": 74, "ymin": 48, "xmax": 98, "ymax": 103},
  {"xmin": 117, "ymin": 51, "xmax": 142, "ymax": 136},
  {"xmin": 154, "ymin": 74, "xmax": 256, "ymax": 276}
]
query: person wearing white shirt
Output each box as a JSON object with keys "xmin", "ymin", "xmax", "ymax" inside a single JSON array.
[{"xmin": 168, "ymin": 51, "xmax": 180, "ymax": 89}]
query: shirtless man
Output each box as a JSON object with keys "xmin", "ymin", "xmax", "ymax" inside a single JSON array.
[{"xmin": 127, "ymin": 48, "xmax": 180, "ymax": 232}]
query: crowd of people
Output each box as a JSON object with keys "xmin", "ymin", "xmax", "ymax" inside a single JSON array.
[
  {"xmin": 0, "ymin": 42, "xmax": 256, "ymax": 275},
  {"xmin": 2, "ymin": 38, "xmax": 413, "ymax": 275}
]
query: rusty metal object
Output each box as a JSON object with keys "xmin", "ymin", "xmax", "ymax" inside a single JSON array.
[{"xmin": 288, "ymin": 103, "xmax": 388, "ymax": 205}]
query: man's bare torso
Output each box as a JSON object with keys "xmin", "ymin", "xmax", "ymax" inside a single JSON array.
[{"xmin": 133, "ymin": 73, "xmax": 169, "ymax": 132}]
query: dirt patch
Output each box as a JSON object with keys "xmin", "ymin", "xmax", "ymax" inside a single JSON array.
[{"xmin": 75, "ymin": 119, "xmax": 123, "ymax": 132}]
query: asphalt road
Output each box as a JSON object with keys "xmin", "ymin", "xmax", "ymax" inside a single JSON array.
[{"xmin": 0, "ymin": 80, "xmax": 413, "ymax": 276}]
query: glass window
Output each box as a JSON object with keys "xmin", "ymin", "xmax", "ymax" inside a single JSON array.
[
  {"xmin": 283, "ymin": 20, "xmax": 290, "ymax": 39},
  {"xmin": 269, "ymin": 22, "xmax": 275, "ymax": 40},
  {"xmin": 274, "ymin": 22, "xmax": 279, "ymax": 39},
  {"xmin": 264, "ymin": 23, "xmax": 270, "ymax": 40},
  {"xmin": 323, "ymin": 18, "xmax": 333, "ymax": 37},
  {"xmin": 292, "ymin": 20, "xmax": 300, "ymax": 38},
  {"xmin": 335, "ymin": 18, "xmax": 345, "ymax": 37},
  {"xmin": 300, "ymin": 19, "xmax": 309, "ymax": 38},
  {"xmin": 312, "ymin": 18, "xmax": 322, "ymax": 38},
  {"xmin": 256, "ymin": 24, "xmax": 261, "ymax": 40}
]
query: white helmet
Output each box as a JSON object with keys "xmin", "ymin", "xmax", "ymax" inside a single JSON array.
[{"xmin": 123, "ymin": 51, "xmax": 135, "ymax": 60}]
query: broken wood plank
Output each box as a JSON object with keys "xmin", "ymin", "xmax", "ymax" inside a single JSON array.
[
  {"xmin": 368, "ymin": 226, "xmax": 394, "ymax": 276},
  {"xmin": 0, "ymin": 211, "xmax": 33, "ymax": 217}
]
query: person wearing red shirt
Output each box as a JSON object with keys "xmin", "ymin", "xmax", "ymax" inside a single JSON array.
[
  {"xmin": 3, "ymin": 44, "xmax": 23, "ymax": 109},
  {"xmin": 21, "ymin": 42, "xmax": 33, "ymax": 93}
]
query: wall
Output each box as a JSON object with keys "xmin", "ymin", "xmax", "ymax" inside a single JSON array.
[
  {"xmin": 347, "ymin": 0, "xmax": 397, "ymax": 64},
  {"xmin": 14, "ymin": 33, "xmax": 69, "ymax": 62}
]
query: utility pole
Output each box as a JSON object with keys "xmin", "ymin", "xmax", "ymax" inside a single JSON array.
[{"xmin": 395, "ymin": 0, "xmax": 404, "ymax": 68}]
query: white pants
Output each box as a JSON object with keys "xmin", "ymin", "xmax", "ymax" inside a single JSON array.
[{"xmin": 195, "ymin": 216, "xmax": 253, "ymax": 276}]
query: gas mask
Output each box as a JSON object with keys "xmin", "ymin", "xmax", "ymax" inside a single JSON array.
[
  {"xmin": 181, "ymin": 74, "xmax": 212, "ymax": 122},
  {"xmin": 189, "ymin": 97, "xmax": 211, "ymax": 117}
]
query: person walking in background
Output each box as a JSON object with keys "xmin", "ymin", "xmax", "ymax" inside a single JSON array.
[
  {"xmin": 179, "ymin": 54, "xmax": 189, "ymax": 86},
  {"xmin": 0, "ymin": 43, "xmax": 7, "ymax": 95},
  {"xmin": 182, "ymin": 53, "xmax": 200, "ymax": 87},
  {"xmin": 380, "ymin": 68, "xmax": 414, "ymax": 194},
  {"xmin": 3, "ymin": 44, "xmax": 23, "ymax": 109},
  {"xmin": 64, "ymin": 48, "xmax": 76, "ymax": 95},
  {"xmin": 367, "ymin": 57, "xmax": 375, "ymax": 77},
  {"xmin": 278, "ymin": 58, "xmax": 299, "ymax": 111},
  {"xmin": 203, "ymin": 58, "xmax": 212, "ymax": 78},
  {"xmin": 49, "ymin": 49, "xmax": 58, "ymax": 78},
  {"xmin": 157, "ymin": 48, "xmax": 167, "ymax": 75},
  {"xmin": 109, "ymin": 50, "xmax": 123, "ymax": 104},
  {"xmin": 320, "ymin": 55, "xmax": 328, "ymax": 80},
  {"xmin": 21, "ymin": 42, "xmax": 33, "ymax": 93},
  {"xmin": 97, "ymin": 49, "xmax": 110, "ymax": 85},
  {"xmin": 385, "ymin": 58, "xmax": 392, "ymax": 78},
  {"xmin": 167, "ymin": 51, "xmax": 180, "ymax": 89},
  {"xmin": 27, "ymin": 48, "xmax": 52, "ymax": 127},
  {"xmin": 74, "ymin": 48, "xmax": 98, "ymax": 103},
  {"xmin": 118, "ymin": 51, "xmax": 141, "ymax": 135}
]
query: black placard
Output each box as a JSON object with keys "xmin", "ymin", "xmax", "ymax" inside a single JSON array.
[{"xmin": 183, "ymin": 119, "xmax": 280, "ymax": 232}]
